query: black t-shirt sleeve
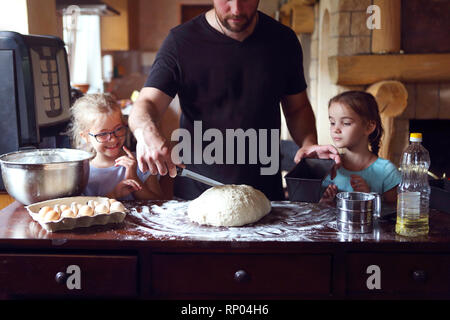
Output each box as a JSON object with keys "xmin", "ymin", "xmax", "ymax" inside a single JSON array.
[
  {"xmin": 283, "ymin": 30, "xmax": 307, "ymax": 95},
  {"xmin": 144, "ymin": 31, "xmax": 180, "ymax": 98}
]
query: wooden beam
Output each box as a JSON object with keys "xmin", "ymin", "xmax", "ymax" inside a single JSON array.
[
  {"xmin": 280, "ymin": 2, "xmax": 293, "ymax": 15},
  {"xmin": 291, "ymin": 5, "xmax": 314, "ymax": 34},
  {"xmin": 372, "ymin": 0, "xmax": 401, "ymax": 53},
  {"xmin": 26, "ymin": 0, "xmax": 59, "ymax": 36},
  {"xmin": 279, "ymin": 10, "xmax": 291, "ymax": 28},
  {"xmin": 366, "ymin": 81, "xmax": 408, "ymax": 160},
  {"xmin": 293, "ymin": 0, "xmax": 317, "ymax": 5},
  {"xmin": 280, "ymin": 0, "xmax": 316, "ymax": 15},
  {"xmin": 329, "ymin": 54, "xmax": 450, "ymax": 85}
]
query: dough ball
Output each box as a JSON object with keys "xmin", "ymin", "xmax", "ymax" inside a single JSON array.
[
  {"xmin": 78, "ymin": 205, "xmax": 94, "ymax": 217},
  {"xmin": 109, "ymin": 198, "xmax": 118, "ymax": 204},
  {"xmin": 95, "ymin": 203, "xmax": 110, "ymax": 214},
  {"xmin": 38, "ymin": 206, "xmax": 53, "ymax": 218},
  {"xmin": 109, "ymin": 201, "xmax": 126, "ymax": 213},
  {"xmin": 43, "ymin": 209, "xmax": 60, "ymax": 222},
  {"xmin": 61, "ymin": 209, "xmax": 77, "ymax": 218},
  {"xmin": 187, "ymin": 184, "xmax": 271, "ymax": 227}
]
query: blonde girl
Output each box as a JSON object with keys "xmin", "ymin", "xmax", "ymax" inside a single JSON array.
[
  {"xmin": 70, "ymin": 93, "xmax": 171, "ymax": 200},
  {"xmin": 321, "ymin": 91, "xmax": 401, "ymax": 204}
]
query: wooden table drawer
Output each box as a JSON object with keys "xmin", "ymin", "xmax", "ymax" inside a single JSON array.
[
  {"xmin": 151, "ymin": 253, "xmax": 331, "ymax": 296},
  {"xmin": 346, "ymin": 253, "xmax": 450, "ymax": 296},
  {"xmin": 0, "ymin": 254, "xmax": 137, "ymax": 298}
]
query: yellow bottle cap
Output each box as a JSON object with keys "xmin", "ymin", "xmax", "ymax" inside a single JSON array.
[
  {"xmin": 130, "ymin": 90, "xmax": 140, "ymax": 102},
  {"xmin": 410, "ymin": 132, "xmax": 422, "ymax": 141}
]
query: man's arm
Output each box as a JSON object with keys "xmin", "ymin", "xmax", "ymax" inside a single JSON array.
[
  {"xmin": 281, "ymin": 90, "xmax": 317, "ymax": 148},
  {"xmin": 129, "ymin": 87, "xmax": 173, "ymax": 132},
  {"xmin": 128, "ymin": 87, "xmax": 179, "ymax": 177}
]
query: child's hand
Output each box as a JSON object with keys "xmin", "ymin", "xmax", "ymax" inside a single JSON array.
[
  {"xmin": 112, "ymin": 179, "xmax": 142, "ymax": 199},
  {"xmin": 115, "ymin": 146, "xmax": 139, "ymax": 180},
  {"xmin": 350, "ymin": 174, "xmax": 370, "ymax": 193},
  {"xmin": 319, "ymin": 184, "xmax": 338, "ymax": 206}
]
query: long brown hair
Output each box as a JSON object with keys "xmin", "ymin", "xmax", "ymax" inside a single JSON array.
[{"xmin": 328, "ymin": 91, "xmax": 383, "ymax": 156}]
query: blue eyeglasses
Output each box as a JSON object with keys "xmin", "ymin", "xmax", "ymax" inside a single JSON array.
[{"xmin": 88, "ymin": 125, "xmax": 128, "ymax": 143}]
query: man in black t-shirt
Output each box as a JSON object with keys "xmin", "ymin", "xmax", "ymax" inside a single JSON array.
[{"xmin": 129, "ymin": 0, "xmax": 340, "ymax": 200}]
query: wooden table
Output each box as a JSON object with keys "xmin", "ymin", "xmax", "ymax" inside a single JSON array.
[
  {"xmin": 0, "ymin": 192, "xmax": 14, "ymax": 210},
  {"xmin": 0, "ymin": 200, "xmax": 449, "ymax": 300}
]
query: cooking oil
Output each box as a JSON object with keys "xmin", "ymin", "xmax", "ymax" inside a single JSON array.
[
  {"xmin": 395, "ymin": 133, "xmax": 430, "ymax": 237},
  {"xmin": 395, "ymin": 215, "xmax": 429, "ymax": 237}
]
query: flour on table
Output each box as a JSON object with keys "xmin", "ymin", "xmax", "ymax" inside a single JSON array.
[{"xmin": 127, "ymin": 200, "xmax": 337, "ymax": 241}]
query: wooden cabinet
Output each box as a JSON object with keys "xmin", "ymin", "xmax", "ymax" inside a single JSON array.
[
  {"xmin": 346, "ymin": 253, "xmax": 450, "ymax": 298},
  {"xmin": 151, "ymin": 253, "xmax": 331, "ymax": 297},
  {"xmin": 0, "ymin": 254, "xmax": 137, "ymax": 298},
  {"xmin": 101, "ymin": 0, "xmax": 139, "ymax": 51},
  {"xmin": 1, "ymin": 249, "xmax": 449, "ymax": 299},
  {"xmin": 1, "ymin": 202, "xmax": 450, "ymax": 299}
]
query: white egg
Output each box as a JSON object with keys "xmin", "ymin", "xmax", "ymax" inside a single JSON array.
[
  {"xmin": 61, "ymin": 209, "xmax": 77, "ymax": 218},
  {"xmin": 109, "ymin": 201, "xmax": 126, "ymax": 213},
  {"xmin": 43, "ymin": 209, "xmax": 60, "ymax": 222},
  {"xmin": 78, "ymin": 205, "xmax": 94, "ymax": 217},
  {"xmin": 95, "ymin": 203, "xmax": 110, "ymax": 214}
]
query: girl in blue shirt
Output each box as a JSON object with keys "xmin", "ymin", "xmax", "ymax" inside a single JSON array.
[
  {"xmin": 69, "ymin": 94, "xmax": 172, "ymax": 200},
  {"xmin": 321, "ymin": 91, "xmax": 401, "ymax": 205}
]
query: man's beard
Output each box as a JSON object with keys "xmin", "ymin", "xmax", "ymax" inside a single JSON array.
[{"xmin": 218, "ymin": 11, "xmax": 257, "ymax": 33}]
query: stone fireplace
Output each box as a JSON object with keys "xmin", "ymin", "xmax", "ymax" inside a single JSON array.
[{"xmin": 285, "ymin": 0, "xmax": 450, "ymax": 172}]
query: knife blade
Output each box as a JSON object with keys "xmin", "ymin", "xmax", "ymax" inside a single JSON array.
[{"xmin": 176, "ymin": 167, "xmax": 224, "ymax": 187}]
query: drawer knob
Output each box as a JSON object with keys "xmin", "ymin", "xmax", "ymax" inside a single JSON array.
[
  {"xmin": 55, "ymin": 271, "xmax": 68, "ymax": 284},
  {"xmin": 412, "ymin": 270, "xmax": 427, "ymax": 282},
  {"xmin": 234, "ymin": 270, "xmax": 250, "ymax": 283}
]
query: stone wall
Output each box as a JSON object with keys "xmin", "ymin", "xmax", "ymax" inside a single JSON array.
[
  {"xmin": 310, "ymin": 0, "xmax": 450, "ymax": 164},
  {"xmin": 311, "ymin": 0, "xmax": 368, "ymax": 146},
  {"xmin": 389, "ymin": 83, "xmax": 450, "ymax": 165}
]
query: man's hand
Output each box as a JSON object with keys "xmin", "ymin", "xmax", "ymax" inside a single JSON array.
[
  {"xmin": 294, "ymin": 144, "xmax": 341, "ymax": 164},
  {"xmin": 293, "ymin": 144, "xmax": 341, "ymax": 179},
  {"xmin": 128, "ymin": 87, "xmax": 183, "ymax": 178},
  {"xmin": 134, "ymin": 127, "xmax": 181, "ymax": 178}
]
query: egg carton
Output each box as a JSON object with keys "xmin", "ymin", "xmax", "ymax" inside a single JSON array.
[{"xmin": 26, "ymin": 196, "xmax": 127, "ymax": 232}]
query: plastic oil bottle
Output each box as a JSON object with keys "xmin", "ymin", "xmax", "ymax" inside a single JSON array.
[{"xmin": 395, "ymin": 133, "xmax": 430, "ymax": 237}]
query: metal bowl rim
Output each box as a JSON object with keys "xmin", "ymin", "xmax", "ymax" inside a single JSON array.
[
  {"xmin": 0, "ymin": 148, "xmax": 94, "ymax": 166},
  {"xmin": 336, "ymin": 191, "xmax": 376, "ymax": 202}
]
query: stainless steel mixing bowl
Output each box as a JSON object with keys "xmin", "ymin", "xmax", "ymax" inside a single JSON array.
[{"xmin": 0, "ymin": 148, "xmax": 94, "ymax": 205}]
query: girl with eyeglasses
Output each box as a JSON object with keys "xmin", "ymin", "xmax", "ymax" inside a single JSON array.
[{"xmin": 69, "ymin": 93, "xmax": 171, "ymax": 200}]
